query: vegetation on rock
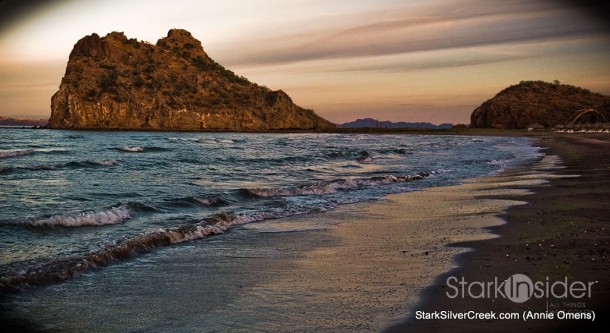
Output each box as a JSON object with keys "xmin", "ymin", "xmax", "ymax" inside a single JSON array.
[
  {"xmin": 49, "ymin": 29, "xmax": 335, "ymax": 130},
  {"xmin": 470, "ymin": 80, "xmax": 610, "ymax": 129}
]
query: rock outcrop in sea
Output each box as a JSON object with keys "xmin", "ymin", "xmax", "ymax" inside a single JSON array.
[
  {"xmin": 49, "ymin": 29, "xmax": 335, "ymax": 131},
  {"xmin": 470, "ymin": 81, "xmax": 610, "ymax": 129}
]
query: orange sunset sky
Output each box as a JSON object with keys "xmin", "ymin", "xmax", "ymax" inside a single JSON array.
[{"xmin": 1, "ymin": 0, "xmax": 609, "ymax": 124}]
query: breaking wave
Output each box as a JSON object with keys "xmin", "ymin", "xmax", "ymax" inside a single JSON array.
[
  {"xmin": 0, "ymin": 149, "xmax": 34, "ymax": 159},
  {"xmin": 0, "ymin": 132, "xmax": 541, "ymax": 296},
  {"xmin": 163, "ymin": 195, "xmax": 231, "ymax": 210},
  {"xmin": 167, "ymin": 137, "xmax": 236, "ymax": 144},
  {"xmin": 193, "ymin": 196, "xmax": 228, "ymax": 206},
  {"xmin": 117, "ymin": 146, "xmax": 167, "ymax": 153},
  {"xmin": 246, "ymin": 172, "xmax": 431, "ymax": 198},
  {"xmin": 0, "ymin": 207, "xmax": 324, "ymax": 292},
  {"xmin": 23, "ymin": 206, "xmax": 131, "ymax": 227},
  {"xmin": 119, "ymin": 146, "xmax": 145, "ymax": 152}
]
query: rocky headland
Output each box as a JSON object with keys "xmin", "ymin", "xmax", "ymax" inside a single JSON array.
[
  {"xmin": 470, "ymin": 80, "xmax": 610, "ymax": 129},
  {"xmin": 49, "ymin": 29, "xmax": 334, "ymax": 131}
]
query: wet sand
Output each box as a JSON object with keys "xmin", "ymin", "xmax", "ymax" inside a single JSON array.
[
  {"xmin": 225, "ymin": 183, "xmax": 530, "ymax": 332},
  {"xmin": 3, "ymin": 134, "xmax": 608, "ymax": 332},
  {"xmin": 258, "ymin": 150, "xmax": 569, "ymax": 331},
  {"xmin": 385, "ymin": 134, "xmax": 610, "ymax": 332},
  {"xmin": 0, "ymin": 162, "xmax": 539, "ymax": 333},
  {"xmin": 188, "ymin": 144, "xmax": 570, "ymax": 331},
  {"xmin": 235, "ymin": 134, "xmax": 609, "ymax": 332}
]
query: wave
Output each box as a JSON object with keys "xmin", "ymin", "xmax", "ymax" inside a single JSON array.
[
  {"xmin": 0, "ymin": 149, "xmax": 34, "ymax": 159},
  {"xmin": 376, "ymin": 148, "xmax": 412, "ymax": 155},
  {"xmin": 194, "ymin": 196, "xmax": 228, "ymax": 206},
  {"xmin": 116, "ymin": 146, "xmax": 168, "ymax": 153},
  {"xmin": 23, "ymin": 205, "xmax": 131, "ymax": 227},
  {"xmin": 325, "ymin": 150, "xmax": 373, "ymax": 162},
  {"xmin": 245, "ymin": 172, "xmax": 431, "ymax": 198},
  {"xmin": 64, "ymin": 159, "xmax": 118, "ymax": 168},
  {"xmin": 25, "ymin": 164, "xmax": 60, "ymax": 171},
  {"xmin": 325, "ymin": 149, "xmax": 407, "ymax": 163},
  {"xmin": 126, "ymin": 201, "xmax": 162, "ymax": 213},
  {"xmin": 0, "ymin": 206, "xmax": 324, "ymax": 293},
  {"xmin": 38, "ymin": 149, "xmax": 71, "ymax": 155},
  {"xmin": 0, "ymin": 170, "xmax": 441, "ymax": 292},
  {"xmin": 164, "ymin": 195, "xmax": 229, "ymax": 209},
  {"xmin": 168, "ymin": 137, "xmax": 235, "ymax": 144},
  {"xmin": 0, "ymin": 159, "xmax": 118, "ymax": 175},
  {"xmin": 119, "ymin": 146, "xmax": 145, "ymax": 152}
]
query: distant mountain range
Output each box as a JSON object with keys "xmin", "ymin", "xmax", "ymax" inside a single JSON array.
[
  {"xmin": 340, "ymin": 118, "xmax": 453, "ymax": 129},
  {"xmin": 0, "ymin": 116, "xmax": 48, "ymax": 127}
]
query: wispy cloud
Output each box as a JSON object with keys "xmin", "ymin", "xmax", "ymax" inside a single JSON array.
[
  {"xmin": 1, "ymin": 0, "xmax": 608, "ymax": 123},
  {"xmin": 221, "ymin": 0, "xmax": 608, "ymax": 67}
]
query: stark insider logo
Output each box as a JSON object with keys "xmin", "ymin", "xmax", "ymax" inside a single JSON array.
[{"xmin": 446, "ymin": 274, "xmax": 597, "ymax": 303}]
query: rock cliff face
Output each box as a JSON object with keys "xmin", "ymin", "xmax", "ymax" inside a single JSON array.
[
  {"xmin": 470, "ymin": 81, "xmax": 610, "ymax": 129},
  {"xmin": 49, "ymin": 29, "xmax": 335, "ymax": 130}
]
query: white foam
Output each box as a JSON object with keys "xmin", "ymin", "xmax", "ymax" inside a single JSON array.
[
  {"xmin": 164, "ymin": 209, "xmax": 315, "ymax": 244},
  {"xmin": 488, "ymin": 159, "xmax": 511, "ymax": 166},
  {"xmin": 88, "ymin": 159, "xmax": 118, "ymax": 166},
  {"xmin": 194, "ymin": 197, "xmax": 224, "ymax": 206},
  {"xmin": 27, "ymin": 206, "xmax": 131, "ymax": 227},
  {"xmin": 0, "ymin": 149, "xmax": 34, "ymax": 158},
  {"xmin": 120, "ymin": 146, "xmax": 145, "ymax": 152},
  {"xmin": 247, "ymin": 173, "xmax": 430, "ymax": 198},
  {"xmin": 165, "ymin": 224, "xmax": 226, "ymax": 243},
  {"xmin": 194, "ymin": 197, "xmax": 213, "ymax": 205}
]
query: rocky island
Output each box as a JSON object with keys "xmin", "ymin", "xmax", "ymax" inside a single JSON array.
[
  {"xmin": 470, "ymin": 80, "xmax": 610, "ymax": 129},
  {"xmin": 49, "ymin": 29, "xmax": 335, "ymax": 131}
]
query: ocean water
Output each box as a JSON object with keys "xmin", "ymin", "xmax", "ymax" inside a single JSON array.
[{"xmin": 0, "ymin": 129, "xmax": 542, "ymax": 331}]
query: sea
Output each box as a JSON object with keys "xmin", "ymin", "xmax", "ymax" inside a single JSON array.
[{"xmin": 0, "ymin": 129, "xmax": 542, "ymax": 332}]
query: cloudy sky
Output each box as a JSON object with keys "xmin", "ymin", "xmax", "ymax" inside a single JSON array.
[{"xmin": 1, "ymin": 0, "xmax": 609, "ymax": 124}]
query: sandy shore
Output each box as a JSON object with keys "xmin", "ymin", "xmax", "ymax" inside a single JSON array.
[
  {"xmin": 2, "ymin": 134, "xmax": 607, "ymax": 332},
  {"xmin": 229, "ymin": 179, "xmax": 532, "ymax": 331},
  {"xmin": 385, "ymin": 134, "xmax": 610, "ymax": 332},
  {"xmin": 239, "ymin": 133, "xmax": 609, "ymax": 332},
  {"xmin": 197, "ymin": 137, "xmax": 575, "ymax": 332}
]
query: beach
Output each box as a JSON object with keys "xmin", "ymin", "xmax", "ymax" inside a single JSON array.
[
  {"xmin": 228, "ymin": 133, "xmax": 610, "ymax": 332},
  {"xmin": 386, "ymin": 133, "xmax": 610, "ymax": 332},
  {"xmin": 3, "ymin": 165, "xmax": 531, "ymax": 332},
  {"xmin": 1, "ymin": 132, "xmax": 608, "ymax": 332}
]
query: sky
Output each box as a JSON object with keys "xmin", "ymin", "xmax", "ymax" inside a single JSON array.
[{"xmin": 1, "ymin": 0, "xmax": 609, "ymax": 124}]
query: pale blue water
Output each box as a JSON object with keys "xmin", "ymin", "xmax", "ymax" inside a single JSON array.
[{"xmin": 0, "ymin": 129, "xmax": 542, "ymax": 331}]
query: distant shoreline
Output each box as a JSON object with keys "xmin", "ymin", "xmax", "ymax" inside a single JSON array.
[
  {"xmin": 5, "ymin": 125, "xmax": 536, "ymax": 135},
  {"xmin": 12, "ymin": 126, "xmax": 609, "ymax": 139}
]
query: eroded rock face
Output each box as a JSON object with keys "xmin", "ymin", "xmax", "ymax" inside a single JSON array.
[
  {"xmin": 49, "ymin": 29, "xmax": 335, "ymax": 131},
  {"xmin": 470, "ymin": 81, "xmax": 610, "ymax": 129}
]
